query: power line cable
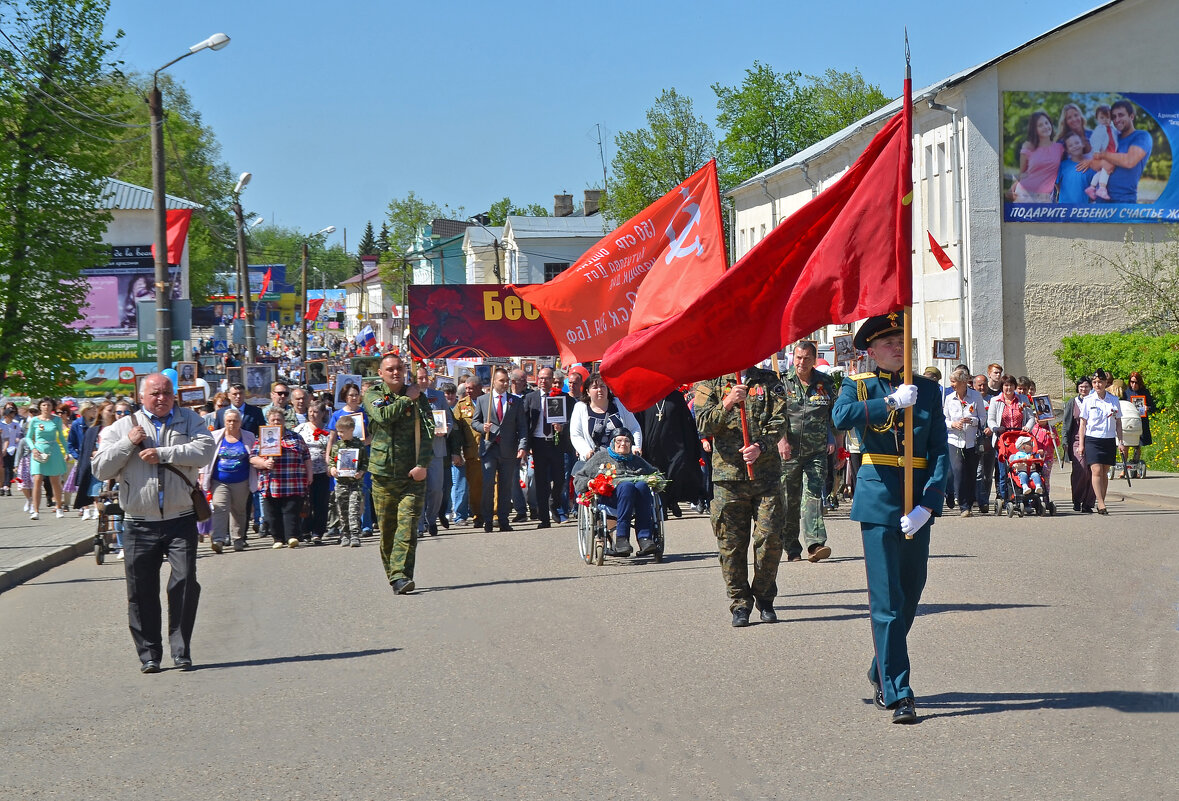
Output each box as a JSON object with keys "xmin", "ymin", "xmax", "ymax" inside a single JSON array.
[{"xmin": 0, "ymin": 55, "xmax": 148, "ymax": 129}]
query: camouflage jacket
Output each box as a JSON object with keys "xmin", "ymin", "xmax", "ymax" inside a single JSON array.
[
  {"xmin": 362, "ymin": 385, "xmax": 434, "ymax": 478},
  {"xmin": 781, "ymin": 367, "xmax": 837, "ymax": 460},
  {"xmin": 695, "ymin": 367, "xmax": 790, "ymax": 483}
]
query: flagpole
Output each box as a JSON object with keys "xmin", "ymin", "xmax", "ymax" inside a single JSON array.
[{"xmin": 902, "ymin": 33, "xmax": 917, "ymax": 534}]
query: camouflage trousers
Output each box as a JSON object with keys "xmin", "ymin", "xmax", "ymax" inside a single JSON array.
[
  {"xmin": 333, "ymin": 481, "xmax": 364, "ymax": 538},
  {"xmin": 781, "ymin": 450, "xmax": 827, "ymax": 558},
  {"xmin": 711, "ymin": 478, "xmax": 784, "ymax": 612},
  {"xmin": 371, "ymin": 474, "xmax": 425, "ymax": 584}
]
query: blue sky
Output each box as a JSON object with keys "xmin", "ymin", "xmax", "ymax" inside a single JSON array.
[{"xmin": 103, "ymin": 0, "xmax": 1106, "ymax": 249}]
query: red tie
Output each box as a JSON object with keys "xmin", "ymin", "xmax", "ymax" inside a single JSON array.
[
  {"xmin": 496, "ymin": 394, "xmax": 504, "ymax": 422},
  {"xmin": 1106, "ymin": 124, "xmax": 1115, "ymax": 153}
]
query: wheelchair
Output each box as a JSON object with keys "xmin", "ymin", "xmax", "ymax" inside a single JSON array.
[{"xmin": 577, "ymin": 488, "xmax": 666, "ymax": 566}]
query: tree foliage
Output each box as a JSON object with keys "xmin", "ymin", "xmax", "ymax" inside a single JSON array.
[
  {"xmin": 0, "ymin": 0, "xmax": 124, "ymax": 395},
  {"xmin": 357, "ymin": 220, "xmax": 377, "ymax": 256},
  {"xmin": 714, "ymin": 64, "xmax": 889, "ymax": 186},
  {"xmin": 487, "ymin": 196, "xmax": 549, "ymax": 226},
  {"xmin": 241, "ymin": 225, "xmax": 355, "ymax": 294},
  {"xmin": 606, "ymin": 88, "xmax": 719, "ymax": 223},
  {"xmin": 105, "ymin": 72, "xmax": 237, "ymax": 307},
  {"xmin": 1075, "ymin": 226, "xmax": 1179, "ymax": 335}
]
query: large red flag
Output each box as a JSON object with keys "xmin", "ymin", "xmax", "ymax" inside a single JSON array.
[
  {"xmin": 258, "ymin": 267, "xmax": 272, "ymax": 299},
  {"xmin": 513, "ymin": 160, "xmax": 726, "ymax": 364},
  {"xmin": 150, "ymin": 209, "xmax": 193, "ymax": 266},
  {"xmin": 601, "ymin": 97, "xmax": 913, "ymax": 411},
  {"xmin": 305, "ymin": 298, "xmax": 325, "ymax": 321}
]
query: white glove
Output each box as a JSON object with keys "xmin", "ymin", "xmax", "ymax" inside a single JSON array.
[
  {"xmin": 900, "ymin": 505, "xmax": 932, "ymax": 536},
  {"xmin": 888, "ymin": 384, "xmax": 919, "ymax": 409}
]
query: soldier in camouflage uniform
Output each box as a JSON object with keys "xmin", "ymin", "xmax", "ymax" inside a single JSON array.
[
  {"xmin": 696, "ymin": 366, "xmax": 791, "ymax": 627},
  {"xmin": 780, "ymin": 341, "xmax": 838, "ymax": 562},
  {"xmin": 363, "ymin": 354, "xmax": 434, "ymax": 595}
]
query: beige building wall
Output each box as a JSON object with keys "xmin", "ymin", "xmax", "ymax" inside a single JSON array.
[{"xmin": 731, "ymin": 0, "xmax": 1178, "ymax": 395}]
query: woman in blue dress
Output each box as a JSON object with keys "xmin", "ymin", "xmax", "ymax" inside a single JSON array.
[{"xmin": 25, "ymin": 397, "xmax": 70, "ymax": 520}]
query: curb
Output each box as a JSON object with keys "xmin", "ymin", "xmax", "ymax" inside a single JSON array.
[
  {"xmin": 0, "ymin": 534, "xmax": 97, "ymax": 594},
  {"xmin": 1114, "ymin": 491, "xmax": 1179, "ymax": 511}
]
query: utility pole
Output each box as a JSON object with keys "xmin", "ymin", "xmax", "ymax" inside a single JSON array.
[
  {"xmin": 300, "ymin": 240, "xmax": 310, "ymax": 370},
  {"xmin": 149, "ymin": 84, "xmax": 172, "ymax": 372},
  {"xmin": 232, "ymin": 199, "xmax": 257, "ymax": 363}
]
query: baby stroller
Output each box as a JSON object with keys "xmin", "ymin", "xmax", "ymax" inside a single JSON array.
[
  {"xmin": 995, "ymin": 430, "xmax": 1056, "ymax": 517},
  {"xmin": 1108, "ymin": 399, "xmax": 1146, "ymax": 480}
]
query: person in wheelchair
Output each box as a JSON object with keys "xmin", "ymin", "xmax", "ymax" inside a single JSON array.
[{"xmin": 574, "ymin": 428, "xmax": 661, "ymax": 557}]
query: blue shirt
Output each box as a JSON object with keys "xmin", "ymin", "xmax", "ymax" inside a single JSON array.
[
  {"xmin": 1057, "ymin": 159, "xmax": 1095, "ymax": 204},
  {"xmin": 214, "ymin": 438, "xmax": 250, "ymax": 484},
  {"xmin": 1106, "ymin": 128, "xmax": 1153, "ymax": 203}
]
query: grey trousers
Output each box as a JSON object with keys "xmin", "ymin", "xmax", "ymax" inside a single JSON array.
[{"xmin": 210, "ymin": 479, "xmax": 250, "ymax": 543}]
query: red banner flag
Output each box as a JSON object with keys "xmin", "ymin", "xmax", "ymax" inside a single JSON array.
[
  {"xmin": 149, "ymin": 209, "xmax": 193, "ymax": 266},
  {"xmin": 305, "ymin": 298, "xmax": 325, "ymax": 321},
  {"xmin": 927, "ymin": 230, "xmax": 954, "ymax": 271},
  {"xmin": 601, "ymin": 101, "xmax": 913, "ymax": 411},
  {"xmin": 258, "ymin": 267, "xmax": 272, "ymax": 299},
  {"xmin": 514, "ymin": 160, "xmax": 726, "ymax": 364}
]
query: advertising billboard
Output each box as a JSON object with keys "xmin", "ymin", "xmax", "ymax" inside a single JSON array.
[
  {"xmin": 75, "ymin": 246, "xmax": 181, "ymax": 338},
  {"xmin": 1002, "ymin": 92, "xmax": 1177, "ymax": 223}
]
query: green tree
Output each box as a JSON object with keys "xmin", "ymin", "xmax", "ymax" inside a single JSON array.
[
  {"xmin": 376, "ymin": 221, "xmax": 391, "ymax": 253},
  {"xmin": 606, "ymin": 88, "xmax": 719, "ymax": 223},
  {"xmin": 0, "ymin": 0, "xmax": 125, "ymax": 395},
  {"xmin": 357, "ymin": 220, "xmax": 377, "ymax": 256},
  {"xmin": 105, "ymin": 72, "xmax": 237, "ymax": 306},
  {"xmin": 487, "ymin": 196, "xmax": 550, "ymax": 225},
  {"xmin": 1075, "ymin": 226, "xmax": 1179, "ymax": 335},
  {"xmin": 245, "ymin": 225, "xmax": 355, "ymax": 293},
  {"xmin": 382, "ymin": 191, "xmax": 465, "ymax": 304},
  {"xmin": 714, "ymin": 64, "xmax": 889, "ymax": 186}
]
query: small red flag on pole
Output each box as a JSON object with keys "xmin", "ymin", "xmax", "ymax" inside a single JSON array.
[{"xmin": 927, "ymin": 231, "xmax": 954, "ymax": 271}]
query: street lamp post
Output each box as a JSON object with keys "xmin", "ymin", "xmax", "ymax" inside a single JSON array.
[
  {"xmin": 301, "ymin": 226, "xmax": 335, "ymax": 371},
  {"xmin": 149, "ymin": 32, "xmax": 230, "ymax": 372},
  {"xmin": 231, "ymin": 171, "xmax": 257, "ymax": 364},
  {"xmin": 467, "ymin": 215, "xmax": 503, "ymax": 283}
]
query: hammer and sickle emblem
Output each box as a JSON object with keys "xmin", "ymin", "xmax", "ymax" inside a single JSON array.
[{"xmin": 664, "ymin": 187, "xmax": 704, "ymax": 264}]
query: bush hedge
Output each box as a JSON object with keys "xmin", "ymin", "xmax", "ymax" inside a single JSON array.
[
  {"xmin": 1056, "ymin": 333, "xmax": 1179, "ymax": 408},
  {"xmin": 1057, "ymin": 333, "xmax": 1178, "ymax": 472}
]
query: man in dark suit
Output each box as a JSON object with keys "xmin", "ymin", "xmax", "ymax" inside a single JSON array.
[
  {"xmin": 509, "ymin": 367, "xmax": 537, "ymax": 522},
  {"xmin": 472, "ymin": 367, "xmax": 528, "ymax": 532},
  {"xmin": 523, "ymin": 367, "xmax": 569, "ymax": 529},
  {"xmin": 215, "ymin": 383, "xmax": 265, "ymax": 435}
]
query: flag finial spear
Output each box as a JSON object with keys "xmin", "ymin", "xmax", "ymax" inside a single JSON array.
[{"xmin": 905, "ymin": 28, "xmax": 911, "ymax": 79}]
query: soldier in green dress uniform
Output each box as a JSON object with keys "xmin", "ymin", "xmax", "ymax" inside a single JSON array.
[
  {"xmin": 363, "ymin": 354, "xmax": 434, "ymax": 595},
  {"xmin": 780, "ymin": 341, "xmax": 838, "ymax": 562},
  {"xmin": 695, "ymin": 366, "xmax": 791, "ymax": 628},
  {"xmin": 831, "ymin": 313, "xmax": 949, "ymax": 724}
]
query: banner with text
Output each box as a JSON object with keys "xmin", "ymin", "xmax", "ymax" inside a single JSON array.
[
  {"xmin": 514, "ymin": 160, "xmax": 726, "ymax": 364},
  {"xmin": 1002, "ymin": 91, "xmax": 1177, "ymax": 223},
  {"xmin": 408, "ymin": 285, "xmax": 557, "ymax": 359}
]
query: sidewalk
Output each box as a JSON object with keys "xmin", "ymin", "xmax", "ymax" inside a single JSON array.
[{"xmin": 0, "ymin": 495, "xmax": 100, "ymax": 593}]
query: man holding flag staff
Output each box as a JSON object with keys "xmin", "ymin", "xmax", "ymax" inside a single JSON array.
[{"xmin": 831, "ymin": 313, "xmax": 949, "ymax": 724}]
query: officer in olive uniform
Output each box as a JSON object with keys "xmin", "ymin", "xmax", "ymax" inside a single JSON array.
[
  {"xmin": 363, "ymin": 354, "xmax": 435, "ymax": 595},
  {"xmin": 780, "ymin": 341, "xmax": 838, "ymax": 562},
  {"xmin": 454, "ymin": 378, "xmax": 484, "ymax": 528},
  {"xmin": 695, "ymin": 366, "xmax": 791, "ymax": 627},
  {"xmin": 831, "ymin": 314, "xmax": 949, "ymax": 724}
]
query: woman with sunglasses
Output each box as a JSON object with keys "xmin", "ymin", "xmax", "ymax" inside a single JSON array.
[
  {"xmin": 1125, "ymin": 372, "xmax": 1155, "ymax": 468},
  {"xmin": 1078, "ymin": 369, "xmax": 1125, "ymax": 515}
]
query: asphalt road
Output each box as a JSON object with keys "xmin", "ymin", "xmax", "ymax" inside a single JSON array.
[{"xmin": 1, "ymin": 501, "xmax": 1176, "ymax": 800}]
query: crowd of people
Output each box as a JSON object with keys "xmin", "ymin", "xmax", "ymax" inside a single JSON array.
[{"xmin": 0, "ymin": 326, "xmax": 1160, "ymax": 719}]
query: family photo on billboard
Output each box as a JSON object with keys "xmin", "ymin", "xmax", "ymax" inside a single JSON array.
[{"xmin": 1002, "ymin": 91, "xmax": 1176, "ymax": 222}]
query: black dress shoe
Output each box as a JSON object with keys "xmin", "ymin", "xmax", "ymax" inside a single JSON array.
[
  {"xmin": 668, "ymin": 504, "xmax": 682, "ymax": 518},
  {"xmin": 867, "ymin": 671, "xmax": 887, "ymax": 710},
  {"xmin": 613, "ymin": 540, "xmax": 633, "ymax": 557},
  {"xmin": 140, "ymin": 660, "xmax": 161, "ymax": 674},
  {"xmin": 755, "ymin": 600, "xmax": 777, "ymax": 624},
  {"xmin": 483, "ymin": 524, "xmax": 494, "ymax": 533},
  {"xmin": 512, "ymin": 514, "xmax": 527, "ymax": 524},
  {"xmin": 536, "ymin": 520, "xmax": 551, "ymax": 529},
  {"xmin": 391, "ymin": 578, "xmax": 415, "ymax": 595},
  {"xmin": 437, "ymin": 514, "xmax": 450, "ymax": 529},
  {"xmin": 731, "ymin": 608, "xmax": 751, "ymax": 627},
  {"xmin": 636, "ymin": 537, "xmax": 658, "ymax": 556},
  {"xmin": 174, "ymin": 658, "xmax": 193, "ymax": 671},
  {"xmin": 890, "ymin": 697, "xmax": 917, "ymax": 723},
  {"xmin": 1081, "ymin": 507, "xmax": 1094, "ymax": 514},
  {"xmin": 499, "ymin": 524, "xmax": 514, "ymax": 532}
]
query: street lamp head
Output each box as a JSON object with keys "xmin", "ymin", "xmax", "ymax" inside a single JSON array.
[
  {"xmin": 190, "ymin": 32, "xmax": 231, "ymax": 54},
  {"xmin": 247, "ymin": 216, "xmax": 265, "ymax": 229},
  {"xmin": 317, "ymin": 226, "xmax": 336, "ymax": 236},
  {"xmin": 233, "ymin": 171, "xmax": 252, "ymax": 194}
]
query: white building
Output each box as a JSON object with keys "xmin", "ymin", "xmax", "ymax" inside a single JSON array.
[
  {"xmin": 502, "ymin": 213, "xmax": 608, "ymax": 285},
  {"xmin": 340, "ymin": 266, "xmax": 404, "ymax": 350},
  {"xmin": 728, "ymin": 0, "xmax": 1178, "ymax": 388}
]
